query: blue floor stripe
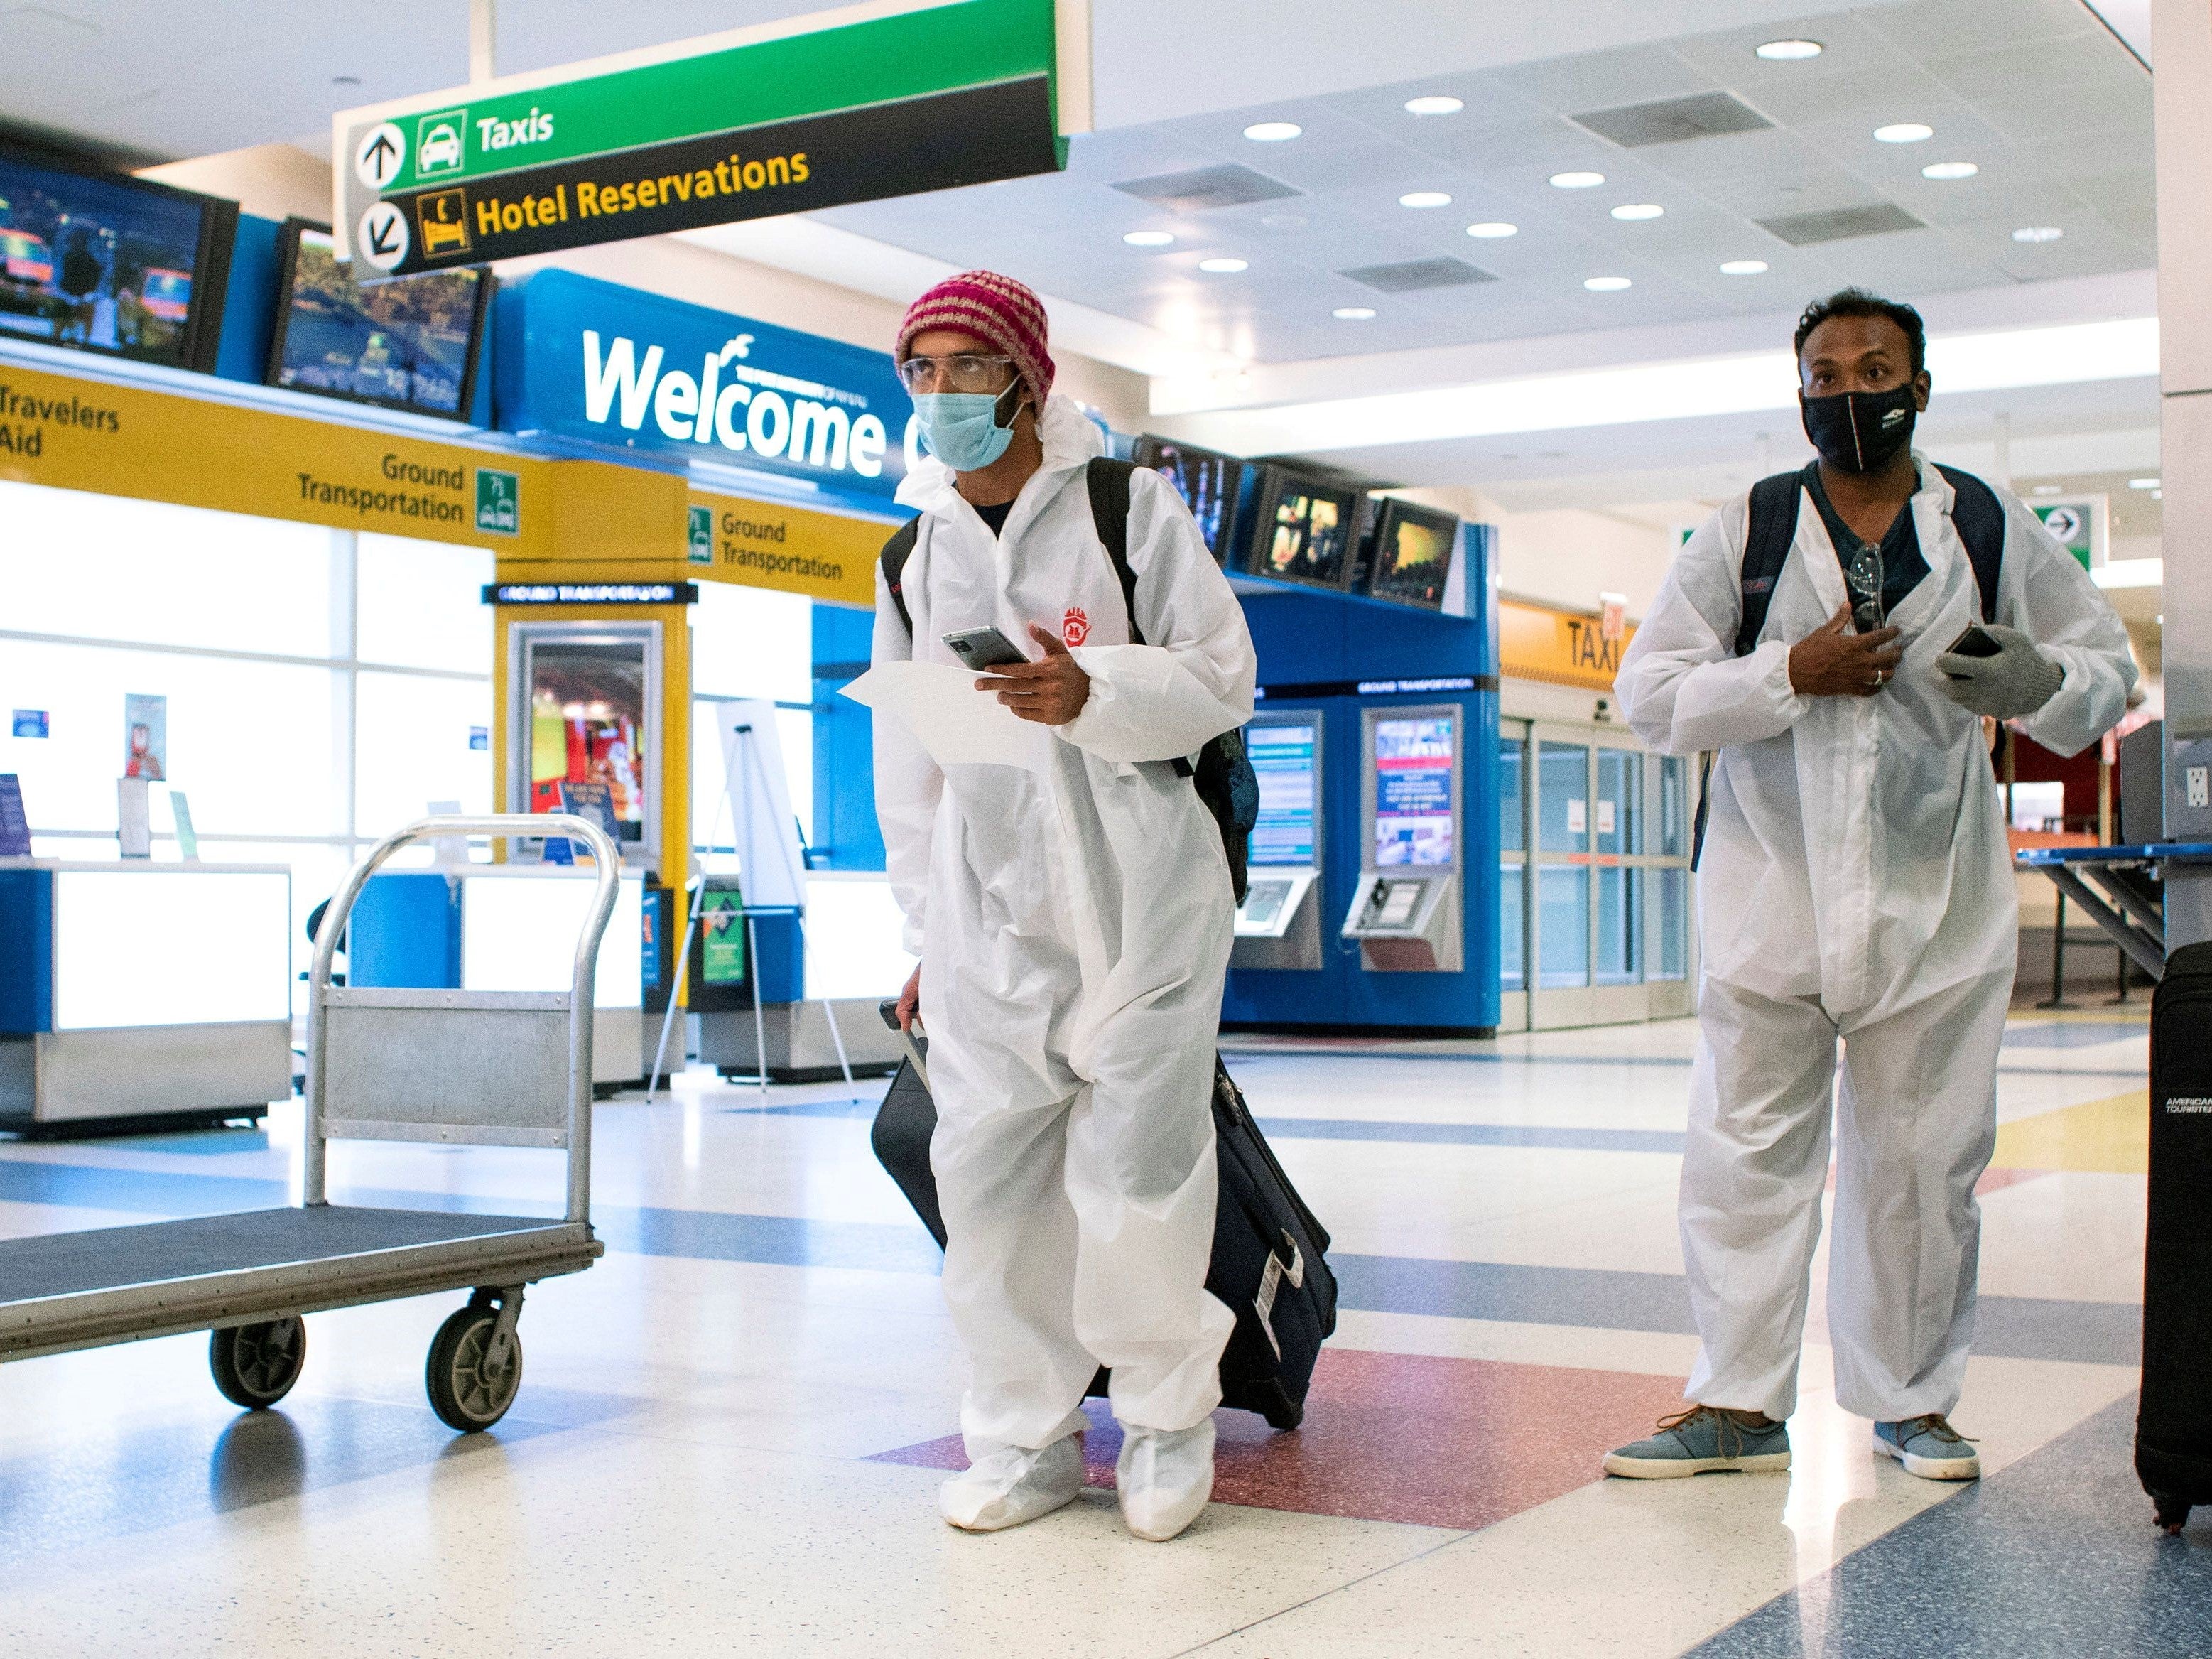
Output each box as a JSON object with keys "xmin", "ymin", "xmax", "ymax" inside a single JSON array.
[
  {"xmin": 1685, "ymin": 1394, "xmax": 2209, "ymax": 1658},
  {"xmin": 0, "ymin": 1159, "xmax": 2137, "ymax": 1364}
]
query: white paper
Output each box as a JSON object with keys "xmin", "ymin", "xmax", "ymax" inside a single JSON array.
[
  {"xmin": 841, "ymin": 661, "xmax": 1054, "ymax": 774},
  {"xmin": 117, "ymin": 777, "xmax": 151, "ymax": 858},
  {"xmin": 716, "ymin": 698, "xmax": 808, "ymax": 909},
  {"xmin": 1566, "ymin": 799, "xmax": 1587, "ymax": 836}
]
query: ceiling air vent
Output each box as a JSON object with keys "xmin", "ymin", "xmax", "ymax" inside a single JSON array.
[
  {"xmin": 1340, "ymin": 257, "xmax": 1498, "ymax": 293},
  {"xmin": 1755, "ymin": 202, "xmax": 1926, "ymax": 246},
  {"xmin": 1571, "ymin": 92, "xmax": 1772, "ymax": 148},
  {"xmin": 1112, "ymin": 164, "xmax": 1299, "ymax": 212}
]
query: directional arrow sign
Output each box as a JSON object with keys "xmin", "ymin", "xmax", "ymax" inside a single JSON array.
[
  {"xmin": 353, "ymin": 121, "xmax": 406, "ymax": 191},
  {"xmin": 332, "ymin": 0, "xmax": 1083, "ymax": 270},
  {"xmin": 357, "ymin": 201, "xmax": 410, "ymax": 271}
]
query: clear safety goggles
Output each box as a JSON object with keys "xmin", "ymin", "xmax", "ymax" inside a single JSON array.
[{"xmin": 896, "ymin": 352, "xmax": 1017, "ymax": 394}]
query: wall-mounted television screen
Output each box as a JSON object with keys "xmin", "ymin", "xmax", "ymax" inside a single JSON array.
[
  {"xmin": 266, "ymin": 219, "xmax": 491, "ymax": 419},
  {"xmin": 1247, "ymin": 466, "xmax": 1359, "ymax": 590},
  {"xmin": 1132, "ymin": 434, "xmax": 1243, "ymax": 564},
  {"xmin": 0, "ymin": 143, "xmax": 236, "ymax": 372},
  {"xmin": 1365, "ymin": 499, "xmax": 1460, "ymax": 610}
]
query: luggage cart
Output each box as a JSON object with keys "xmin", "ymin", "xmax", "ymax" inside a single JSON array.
[{"xmin": 0, "ymin": 814, "xmax": 617, "ymax": 1433}]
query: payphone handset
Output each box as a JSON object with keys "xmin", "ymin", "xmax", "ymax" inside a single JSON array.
[
  {"xmin": 1342, "ymin": 705, "xmax": 1463, "ymax": 972},
  {"xmin": 1232, "ymin": 713, "xmax": 1325, "ymax": 968}
]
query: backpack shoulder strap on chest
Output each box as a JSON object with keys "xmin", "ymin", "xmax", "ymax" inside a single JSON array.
[
  {"xmin": 878, "ymin": 515, "xmax": 921, "ymax": 637},
  {"xmin": 1736, "ymin": 470, "xmax": 1804, "ymax": 656},
  {"xmin": 1084, "ymin": 456, "xmax": 1144, "ymax": 646},
  {"xmin": 1932, "ymin": 463, "xmax": 2005, "ymax": 622}
]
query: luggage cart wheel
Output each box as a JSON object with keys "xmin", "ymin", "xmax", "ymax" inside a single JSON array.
[
  {"xmin": 2151, "ymin": 1492, "xmax": 2191, "ymax": 1535},
  {"xmin": 425, "ymin": 1287, "xmax": 524, "ymax": 1432},
  {"xmin": 209, "ymin": 1317, "xmax": 307, "ymax": 1410}
]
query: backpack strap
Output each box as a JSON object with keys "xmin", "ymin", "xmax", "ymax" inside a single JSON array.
[
  {"xmin": 1735, "ymin": 469, "xmax": 1805, "ymax": 656},
  {"xmin": 1084, "ymin": 457, "xmax": 1144, "ymax": 646},
  {"xmin": 878, "ymin": 515, "xmax": 921, "ymax": 637},
  {"xmin": 1932, "ymin": 463, "xmax": 2005, "ymax": 622}
]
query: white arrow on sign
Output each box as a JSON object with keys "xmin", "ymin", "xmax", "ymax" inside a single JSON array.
[
  {"xmin": 353, "ymin": 121, "xmax": 406, "ymax": 191},
  {"xmin": 358, "ymin": 201, "xmax": 411, "ymax": 272}
]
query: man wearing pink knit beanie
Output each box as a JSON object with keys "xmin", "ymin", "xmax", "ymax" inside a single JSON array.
[{"xmin": 872, "ymin": 271, "xmax": 1256, "ymax": 1542}]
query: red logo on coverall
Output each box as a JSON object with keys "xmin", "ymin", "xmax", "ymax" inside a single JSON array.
[{"xmin": 1062, "ymin": 607, "xmax": 1090, "ymax": 646}]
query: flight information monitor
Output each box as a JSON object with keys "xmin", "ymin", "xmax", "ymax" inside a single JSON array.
[
  {"xmin": 1365, "ymin": 500, "xmax": 1460, "ymax": 610},
  {"xmin": 1247, "ymin": 468, "xmax": 1359, "ymax": 590},
  {"xmin": 267, "ymin": 220, "xmax": 491, "ymax": 419},
  {"xmin": 1247, "ymin": 718, "xmax": 1319, "ymax": 867},
  {"xmin": 1132, "ymin": 435, "xmax": 1243, "ymax": 564},
  {"xmin": 1373, "ymin": 715, "xmax": 1455, "ymax": 868}
]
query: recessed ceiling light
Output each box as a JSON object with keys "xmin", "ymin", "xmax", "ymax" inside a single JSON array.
[
  {"xmin": 1921, "ymin": 160, "xmax": 1979, "ymax": 180},
  {"xmin": 1198, "ymin": 256, "xmax": 1249, "ymax": 274},
  {"xmin": 1611, "ymin": 202, "xmax": 1664, "ymax": 221},
  {"xmin": 1719, "ymin": 259, "xmax": 1769, "ymax": 275},
  {"xmin": 1333, "ymin": 306, "xmax": 1377, "ymax": 320},
  {"xmin": 1405, "ymin": 95, "xmax": 1465, "ymax": 117},
  {"xmin": 1399, "ymin": 190, "xmax": 1453, "ymax": 209},
  {"xmin": 1466, "ymin": 221, "xmax": 1519, "ymax": 239},
  {"xmin": 1585, "ymin": 276, "xmax": 1632, "ymax": 291},
  {"xmin": 2130, "ymin": 477, "xmax": 2162, "ymax": 489},
  {"xmin": 2154, "ymin": 490, "xmax": 2164, "ymax": 499},
  {"xmin": 1874, "ymin": 122, "xmax": 1934, "ymax": 144},
  {"xmin": 1756, "ymin": 38, "xmax": 1823, "ymax": 60},
  {"xmin": 2032, "ymin": 485, "xmax": 2064, "ymax": 495},
  {"xmin": 1550, "ymin": 170, "xmax": 1605, "ymax": 189},
  {"xmin": 2012, "ymin": 225, "xmax": 2064, "ymax": 244},
  {"xmin": 1123, "ymin": 230, "xmax": 1175, "ymax": 247},
  {"xmin": 1243, "ymin": 121, "xmax": 1302, "ymax": 142}
]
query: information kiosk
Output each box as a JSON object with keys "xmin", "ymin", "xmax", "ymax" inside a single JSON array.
[
  {"xmin": 1232, "ymin": 713, "xmax": 1325, "ymax": 971},
  {"xmin": 1343, "ymin": 706, "xmax": 1463, "ymax": 971}
]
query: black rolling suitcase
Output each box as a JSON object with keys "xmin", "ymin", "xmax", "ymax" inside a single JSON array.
[
  {"xmin": 872, "ymin": 1004, "xmax": 1335, "ymax": 1430},
  {"xmin": 2139, "ymin": 940, "xmax": 2212, "ymax": 1533}
]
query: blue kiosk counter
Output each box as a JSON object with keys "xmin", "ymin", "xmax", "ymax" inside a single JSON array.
[{"xmin": 0, "ymin": 861, "xmax": 295, "ymax": 1133}]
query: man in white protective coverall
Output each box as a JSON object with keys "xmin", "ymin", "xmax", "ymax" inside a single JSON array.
[
  {"xmin": 1604, "ymin": 289, "xmax": 2135, "ymax": 1484},
  {"xmin": 872, "ymin": 271, "xmax": 1254, "ymax": 1541}
]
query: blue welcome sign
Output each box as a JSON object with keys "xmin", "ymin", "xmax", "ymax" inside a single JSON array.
[{"xmin": 494, "ymin": 269, "xmax": 916, "ymax": 504}]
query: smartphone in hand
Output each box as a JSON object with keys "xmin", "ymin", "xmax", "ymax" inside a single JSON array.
[{"xmin": 943, "ymin": 626, "xmax": 1030, "ymax": 669}]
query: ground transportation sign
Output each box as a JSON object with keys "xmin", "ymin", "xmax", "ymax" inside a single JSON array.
[{"xmin": 333, "ymin": 0, "xmax": 1073, "ymax": 274}]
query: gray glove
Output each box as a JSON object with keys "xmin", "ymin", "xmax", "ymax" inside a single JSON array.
[{"xmin": 1934, "ymin": 623, "xmax": 2065, "ymax": 720}]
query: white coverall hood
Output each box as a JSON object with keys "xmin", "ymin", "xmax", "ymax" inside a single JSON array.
[
  {"xmin": 1615, "ymin": 458, "xmax": 2134, "ymax": 1422},
  {"xmin": 872, "ymin": 393, "xmax": 1255, "ymax": 1457}
]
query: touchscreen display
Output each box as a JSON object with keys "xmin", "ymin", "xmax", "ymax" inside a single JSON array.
[
  {"xmin": 1375, "ymin": 715, "xmax": 1455, "ymax": 868},
  {"xmin": 1249, "ymin": 720, "xmax": 1318, "ymax": 866}
]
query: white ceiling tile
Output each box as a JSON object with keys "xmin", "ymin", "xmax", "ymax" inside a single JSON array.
[
  {"xmin": 1861, "ymin": 0, "xmax": 2108, "ymax": 58},
  {"xmin": 1408, "ymin": 114, "xmax": 1618, "ymax": 173},
  {"xmin": 1973, "ymin": 79, "xmax": 2153, "ymax": 146},
  {"xmin": 1924, "ymin": 33, "xmax": 2142, "ymax": 102},
  {"xmin": 1488, "ymin": 41, "xmax": 1719, "ymax": 117}
]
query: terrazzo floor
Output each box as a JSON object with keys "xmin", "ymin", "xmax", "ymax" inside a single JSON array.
[{"xmin": 0, "ymin": 1007, "xmax": 2194, "ymax": 1656}]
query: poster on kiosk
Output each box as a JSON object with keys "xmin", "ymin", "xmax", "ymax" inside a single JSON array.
[
  {"xmin": 1343, "ymin": 706, "xmax": 1463, "ymax": 971},
  {"xmin": 508, "ymin": 620, "xmax": 661, "ymax": 865},
  {"xmin": 1232, "ymin": 712, "xmax": 1324, "ymax": 970}
]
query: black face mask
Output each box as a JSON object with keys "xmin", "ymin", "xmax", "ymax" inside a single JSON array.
[{"xmin": 1799, "ymin": 384, "xmax": 1918, "ymax": 473}]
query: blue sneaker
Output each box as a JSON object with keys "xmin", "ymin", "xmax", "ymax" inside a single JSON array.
[
  {"xmin": 1874, "ymin": 1415, "xmax": 1980, "ymax": 1481},
  {"xmin": 1603, "ymin": 1406, "xmax": 1791, "ymax": 1479}
]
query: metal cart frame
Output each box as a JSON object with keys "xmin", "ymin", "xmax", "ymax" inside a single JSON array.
[{"xmin": 0, "ymin": 814, "xmax": 618, "ymax": 1432}]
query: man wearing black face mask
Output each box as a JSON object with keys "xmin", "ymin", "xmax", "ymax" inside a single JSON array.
[{"xmin": 1605, "ymin": 289, "xmax": 2135, "ymax": 1488}]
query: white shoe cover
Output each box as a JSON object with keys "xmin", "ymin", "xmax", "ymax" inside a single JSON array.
[
  {"xmin": 939, "ymin": 1434, "xmax": 1085, "ymax": 1532},
  {"xmin": 1116, "ymin": 1419, "xmax": 1215, "ymax": 1542}
]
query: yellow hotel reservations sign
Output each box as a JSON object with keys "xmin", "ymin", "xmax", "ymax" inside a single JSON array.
[{"xmin": 0, "ymin": 361, "xmax": 554, "ymax": 554}]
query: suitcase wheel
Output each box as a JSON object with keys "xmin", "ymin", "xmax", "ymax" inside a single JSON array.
[{"xmin": 2150, "ymin": 1491, "xmax": 2192, "ymax": 1536}]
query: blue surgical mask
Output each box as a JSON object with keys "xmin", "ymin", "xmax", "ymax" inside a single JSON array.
[{"xmin": 912, "ymin": 387, "xmax": 1020, "ymax": 472}]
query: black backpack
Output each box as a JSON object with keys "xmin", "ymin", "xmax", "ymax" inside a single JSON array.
[
  {"xmin": 1690, "ymin": 463, "xmax": 2007, "ymax": 867},
  {"xmin": 879, "ymin": 456, "xmax": 1260, "ymax": 903}
]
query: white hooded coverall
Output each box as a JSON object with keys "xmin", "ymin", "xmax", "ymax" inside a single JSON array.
[
  {"xmin": 872, "ymin": 396, "xmax": 1254, "ymax": 1455},
  {"xmin": 1615, "ymin": 458, "xmax": 2133, "ymax": 1421}
]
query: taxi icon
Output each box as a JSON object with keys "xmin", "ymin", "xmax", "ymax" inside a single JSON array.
[{"xmin": 420, "ymin": 122, "xmax": 463, "ymax": 172}]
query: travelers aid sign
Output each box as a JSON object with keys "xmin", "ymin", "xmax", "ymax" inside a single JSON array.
[{"xmin": 495, "ymin": 269, "xmax": 916, "ymax": 504}]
